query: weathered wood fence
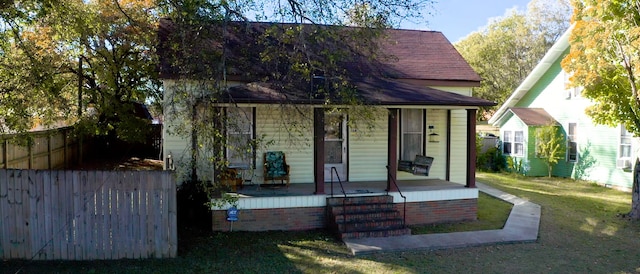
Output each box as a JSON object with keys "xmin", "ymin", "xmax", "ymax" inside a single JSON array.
[
  {"xmin": 0, "ymin": 127, "xmax": 81, "ymax": 170},
  {"xmin": 0, "ymin": 169, "xmax": 177, "ymax": 260}
]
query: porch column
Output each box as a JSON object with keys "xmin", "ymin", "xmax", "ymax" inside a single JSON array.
[
  {"xmin": 314, "ymin": 108, "xmax": 325, "ymax": 194},
  {"xmin": 466, "ymin": 109, "xmax": 477, "ymax": 188},
  {"xmin": 387, "ymin": 108, "xmax": 399, "ymax": 192}
]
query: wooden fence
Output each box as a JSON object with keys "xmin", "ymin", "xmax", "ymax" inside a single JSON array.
[
  {"xmin": 0, "ymin": 169, "xmax": 177, "ymax": 260},
  {"xmin": 1, "ymin": 127, "xmax": 81, "ymax": 170}
]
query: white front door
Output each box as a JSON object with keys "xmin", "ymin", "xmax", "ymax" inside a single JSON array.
[{"xmin": 324, "ymin": 113, "xmax": 347, "ymax": 182}]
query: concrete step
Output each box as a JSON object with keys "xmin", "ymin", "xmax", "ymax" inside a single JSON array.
[{"xmin": 340, "ymin": 227, "xmax": 411, "ymax": 239}]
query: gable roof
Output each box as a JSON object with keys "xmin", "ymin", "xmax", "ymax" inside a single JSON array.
[
  {"xmin": 227, "ymin": 77, "xmax": 493, "ymax": 106},
  {"xmin": 158, "ymin": 19, "xmax": 481, "ymax": 83},
  {"xmin": 488, "ymin": 27, "xmax": 572, "ymax": 126},
  {"xmin": 508, "ymin": 108, "xmax": 558, "ymax": 126},
  {"xmin": 159, "ymin": 19, "xmax": 493, "ymax": 107}
]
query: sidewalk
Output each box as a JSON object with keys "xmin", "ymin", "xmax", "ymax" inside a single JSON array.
[{"xmin": 343, "ymin": 182, "xmax": 541, "ymax": 255}]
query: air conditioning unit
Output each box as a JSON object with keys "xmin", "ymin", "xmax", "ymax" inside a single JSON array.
[{"xmin": 616, "ymin": 159, "xmax": 632, "ymax": 169}]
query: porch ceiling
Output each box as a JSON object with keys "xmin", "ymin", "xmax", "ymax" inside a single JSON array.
[{"xmin": 225, "ymin": 78, "xmax": 495, "ymax": 107}]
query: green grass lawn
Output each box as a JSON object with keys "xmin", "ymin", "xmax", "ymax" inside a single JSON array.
[
  {"xmin": 410, "ymin": 191, "xmax": 513, "ymax": 234},
  {"xmin": 3, "ymin": 172, "xmax": 640, "ymax": 273}
]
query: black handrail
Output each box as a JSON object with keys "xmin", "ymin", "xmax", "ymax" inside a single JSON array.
[
  {"xmin": 386, "ymin": 166, "xmax": 407, "ymax": 228},
  {"xmin": 330, "ymin": 167, "xmax": 347, "ymax": 198},
  {"xmin": 329, "ymin": 167, "xmax": 348, "ymax": 233}
]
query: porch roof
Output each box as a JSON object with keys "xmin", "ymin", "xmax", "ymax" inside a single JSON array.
[
  {"xmin": 508, "ymin": 107, "xmax": 558, "ymax": 126},
  {"xmin": 225, "ymin": 78, "xmax": 495, "ymax": 107}
]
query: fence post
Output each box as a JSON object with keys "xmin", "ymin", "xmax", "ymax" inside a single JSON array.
[
  {"xmin": 48, "ymin": 134, "xmax": 52, "ymax": 170},
  {"xmin": 2, "ymin": 139, "xmax": 6, "ymax": 169}
]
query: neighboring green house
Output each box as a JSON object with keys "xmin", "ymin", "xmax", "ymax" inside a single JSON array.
[{"xmin": 489, "ymin": 28, "xmax": 635, "ymax": 190}]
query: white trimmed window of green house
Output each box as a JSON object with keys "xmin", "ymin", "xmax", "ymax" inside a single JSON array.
[
  {"xmin": 226, "ymin": 107, "xmax": 255, "ymax": 167},
  {"xmin": 563, "ymin": 70, "xmax": 583, "ymax": 99},
  {"xmin": 502, "ymin": 130, "xmax": 524, "ymax": 156},
  {"xmin": 400, "ymin": 109, "xmax": 425, "ymax": 161},
  {"xmin": 620, "ymin": 126, "xmax": 632, "ymax": 159},
  {"xmin": 566, "ymin": 122, "xmax": 578, "ymax": 162}
]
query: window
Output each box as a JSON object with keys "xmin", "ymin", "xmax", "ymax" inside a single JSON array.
[
  {"xmin": 620, "ymin": 126, "xmax": 632, "ymax": 159},
  {"xmin": 502, "ymin": 131, "xmax": 512, "ymax": 154},
  {"xmin": 502, "ymin": 130, "xmax": 523, "ymax": 156},
  {"xmin": 564, "ymin": 71, "xmax": 583, "ymax": 99},
  {"xmin": 400, "ymin": 109, "xmax": 424, "ymax": 161},
  {"xmin": 226, "ymin": 107, "xmax": 255, "ymax": 167},
  {"xmin": 567, "ymin": 123, "xmax": 578, "ymax": 162},
  {"xmin": 514, "ymin": 131, "xmax": 524, "ymax": 155}
]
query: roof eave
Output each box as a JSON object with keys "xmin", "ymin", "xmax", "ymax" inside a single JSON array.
[{"xmin": 488, "ymin": 26, "xmax": 573, "ymax": 126}]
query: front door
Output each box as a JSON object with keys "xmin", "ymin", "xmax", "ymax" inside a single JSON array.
[{"xmin": 324, "ymin": 113, "xmax": 347, "ymax": 182}]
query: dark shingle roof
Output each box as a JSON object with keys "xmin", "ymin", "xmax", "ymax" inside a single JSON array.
[
  {"xmin": 379, "ymin": 29, "xmax": 481, "ymax": 82},
  {"xmin": 159, "ymin": 19, "xmax": 492, "ymax": 106},
  {"xmin": 509, "ymin": 108, "xmax": 558, "ymax": 126}
]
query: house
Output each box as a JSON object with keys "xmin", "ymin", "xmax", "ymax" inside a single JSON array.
[
  {"xmin": 488, "ymin": 28, "xmax": 636, "ymax": 190},
  {"xmin": 159, "ymin": 19, "xmax": 495, "ymax": 235}
]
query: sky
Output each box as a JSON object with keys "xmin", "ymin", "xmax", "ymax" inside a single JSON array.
[{"xmin": 402, "ymin": 0, "xmax": 532, "ymax": 43}]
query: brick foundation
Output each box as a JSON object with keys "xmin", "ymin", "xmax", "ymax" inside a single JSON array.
[
  {"xmin": 399, "ymin": 199, "xmax": 477, "ymax": 225},
  {"xmin": 212, "ymin": 207, "xmax": 326, "ymax": 231},
  {"xmin": 211, "ymin": 198, "xmax": 477, "ymax": 231}
]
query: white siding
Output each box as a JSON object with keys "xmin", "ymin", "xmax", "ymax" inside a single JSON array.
[
  {"xmin": 255, "ymin": 105, "xmax": 315, "ymax": 184},
  {"xmin": 430, "ymin": 86, "xmax": 473, "ymax": 97},
  {"xmin": 397, "ymin": 109, "xmax": 448, "ymax": 181},
  {"xmin": 448, "ymin": 109, "xmax": 468, "ymax": 185},
  {"xmin": 348, "ymin": 109, "xmax": 389, "ymax": 182}
]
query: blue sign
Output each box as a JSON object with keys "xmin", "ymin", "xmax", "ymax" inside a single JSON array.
[{"xmin": 227, "ymin": 206, "xmax": 238, "ymax": 222}]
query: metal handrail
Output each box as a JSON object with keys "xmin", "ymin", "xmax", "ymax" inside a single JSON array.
[
  {"xmin": 329, "ymin": 167, "xmax": 348, "ymax": 233},
  {"xmin": 386, "ymin": 166, "xmax": 407, "ymax": 228},
  {"xmin": 330, "ymin": 167, "xmax": 346, "ymax": 198}
]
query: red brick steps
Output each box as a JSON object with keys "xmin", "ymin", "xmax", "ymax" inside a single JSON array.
[{"xmin": 327, "ymin": 195, "xmax": 410, "ymax": 239}]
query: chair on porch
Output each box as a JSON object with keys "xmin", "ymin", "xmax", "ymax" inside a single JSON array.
[
  {"xmin": 263, "ymin": 151, "xmax": 290, "ymax": 187},
  {"xmin": 398, "ymin": 155, "xmax": 434, "ymax": 176}
]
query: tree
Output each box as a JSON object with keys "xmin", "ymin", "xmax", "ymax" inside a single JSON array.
[
  {"xmin": 561, "ymin": 0, "xmax": 640, "ymax": 218},
  {"xmin": 0, "ymin": 0, "xmax": 160, "ymax": 143},
  {"xmin": 455, "ymin": 0, "xmax": 571, "ymax": 119},
  {"xmin": 535, "ymin": 123, "xmax": 566, "ymax": 177}
]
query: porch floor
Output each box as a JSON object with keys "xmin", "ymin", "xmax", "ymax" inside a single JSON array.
[{"xmin": 233, "ymin": 179, "xmax": 466, "ymax": 197}]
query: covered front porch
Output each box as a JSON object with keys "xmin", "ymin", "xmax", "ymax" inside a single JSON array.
[{"xmin": 211, "ymin": 179, "xmax": 478, "ymax": 232}]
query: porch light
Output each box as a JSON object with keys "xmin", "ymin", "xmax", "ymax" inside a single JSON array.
[{"xmin": 428, "ymin": 125, "xmax": 439, "ymax": 143}]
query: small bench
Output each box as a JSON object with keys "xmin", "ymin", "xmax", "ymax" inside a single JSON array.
[{"xmin": 398, "ymin": 155, "xmax": 434, "ymax": 176}]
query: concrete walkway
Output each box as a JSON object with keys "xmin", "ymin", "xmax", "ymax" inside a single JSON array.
[{"xmin": 343, "ymin": 182, "xmax": 541, "ymax": 255}]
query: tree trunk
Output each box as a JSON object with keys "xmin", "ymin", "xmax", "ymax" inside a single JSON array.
[{"xmin": 629, "ymin": 158, "xmax": 640, "ymax": 219}]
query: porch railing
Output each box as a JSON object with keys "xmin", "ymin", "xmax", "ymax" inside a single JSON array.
[
  {"xmin": 329, "ymin": 167, "xmax": 348, "ymax": 232},
  {"xmin": 386, "ymin": 166, "xmax": 407, "ymax": 228}
]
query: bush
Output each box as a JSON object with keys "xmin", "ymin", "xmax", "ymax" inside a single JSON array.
[{"xmin": 477, "ymin": 147, "xmax": 507, "ymax": 172}]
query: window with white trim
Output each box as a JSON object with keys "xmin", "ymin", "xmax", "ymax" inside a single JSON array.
[
  {"xmin": 502, "ymin": 130, "xmax": 523, "ymax": 156},
  {"xmin": 620, "ymin": 126, "xmax": 632, "ymax": 159},
  {"xmin": 564, "ymin": 71, "xmax": 583, "ymax": 99},
  {"xmin": 400, "ymin": 109, "xmax": 424, "ymax": 161},
  {"xmin": 567, "ymin": 123, "xmax": 578, "ymax": 162},
  {"xmin": 226, "ymin": 107, "xmax": 255, "ymax": 167},
  {"xmin": 502, "ymin": 131, "xmax": 512, "ymax": 154}
]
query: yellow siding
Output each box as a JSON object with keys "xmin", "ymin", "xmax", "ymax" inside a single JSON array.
[
  {"xmin": 397, "ymin": 109, "xmax": 449, "ymax": 181},
  {"xmin": 348, "ymin": 109, "xmax": 389, "ymax": 181},
  {"xmin": 255, "ymin": 105, "xmax": 315, "ymax": 184},
  {"xmin": 448, "ymin": 109, "xmax": 468, "ymax": 185},
  {"xmin": 429, "ymin": 86, "xmax": 473, "ymax": 97}
]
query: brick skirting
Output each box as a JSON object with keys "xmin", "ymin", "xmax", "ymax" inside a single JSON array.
[
  {"xmin": 399, "ymin": 199, "xmax": 478, "ymax": 225},
  {"xmin": 212, "ymin": 207, "xmax": 326, "ymax": 231},
  {"xmin": 211, "ymin": 198, "xmax": 477, "ymax": 231}
]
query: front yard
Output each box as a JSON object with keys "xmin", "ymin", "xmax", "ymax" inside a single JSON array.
[{"xmin": 3, "ymin": 172, "xmax": 640, "ymax": 273}]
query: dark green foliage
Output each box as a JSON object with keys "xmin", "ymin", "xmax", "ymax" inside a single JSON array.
[{"xmin": 477, "ymin": 147, "xmax": 507, "ymax": 172}]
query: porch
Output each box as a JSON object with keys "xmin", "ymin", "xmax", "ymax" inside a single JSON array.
[{"xmin": 211, "ymin": 179, "xmax": 478, "ymax": 232}]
